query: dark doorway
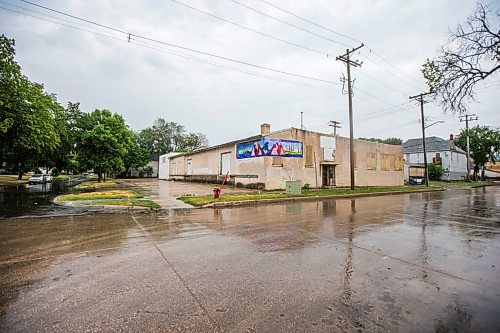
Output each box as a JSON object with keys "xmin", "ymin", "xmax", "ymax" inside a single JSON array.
[{"xmin": 322, "ymin": 165, "xmax": 335, "ymax": 187}]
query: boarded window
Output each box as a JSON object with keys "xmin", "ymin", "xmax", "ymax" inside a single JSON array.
[
  {"xmin": 395, "ymin": 156, "xmax": 403, "ymax": 171},
  {"xmin": 305, "ymin": 145, "xmax": 313, "ymax": 167},
  {"xmin": 381, "ymin": 154, "xmax": 391, "ymax": 171},
  {"xmin": 366, "ymin": 152, "xmax": 377, "ymax": 170},
  {"xmin": 272, "ymin": 157, "xmax": 283, "ymax": 167}
]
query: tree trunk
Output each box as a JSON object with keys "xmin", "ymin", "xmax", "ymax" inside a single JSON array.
[
  {"xmin": 98, "ymin": 168, "xmax": 102, "ymax": 183},
  {"xmin": 17, "ymin": 169, "xmax": 22, "ymax": 180}
]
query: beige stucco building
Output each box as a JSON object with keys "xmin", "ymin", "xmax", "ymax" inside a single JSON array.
[{"xmin": 164, "ymin": 124, "xmax": 404, "ymax": 190}]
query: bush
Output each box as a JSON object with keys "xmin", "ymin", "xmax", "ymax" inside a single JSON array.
[
  {"xmin": 428, "ymin": 163, "xmax": 444, "ymax": 181},
  {"xmin": 51, "ymin": 167, "xmax": 60, "ymax": 177},
  {"xmin": 302, "ymin": 183, "xmax": 310, "ymax": 190}
]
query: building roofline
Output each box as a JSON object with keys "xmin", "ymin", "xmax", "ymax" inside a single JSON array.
[{"xmin": 172, "ymin": 127, "xmax": 339, "ymax": 158}]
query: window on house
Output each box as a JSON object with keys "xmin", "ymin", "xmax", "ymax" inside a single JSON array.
[
  {"xmin": 305, "ymin": 145, "xmax": 313, "ymax": 167},
  {"xmin": 272, "ymin": 157, "xmax": 283, "ymax": 167}
]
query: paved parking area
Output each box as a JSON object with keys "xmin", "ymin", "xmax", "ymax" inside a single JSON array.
[{"xmin": 118, "ymin": 179, "xmax": 258, "ymax": 209}]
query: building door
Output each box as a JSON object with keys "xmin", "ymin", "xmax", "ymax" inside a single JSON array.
[
  {"xmin": 322, "ymin": 165, "xmax": 335, "ymax": 186},
  {"xmin": 220, "ymin": 152, "xmax": 231, "ymax": 175},
  {"xmin": 187, "ymin": 159, "xmax": 193, "ymax": 175}
]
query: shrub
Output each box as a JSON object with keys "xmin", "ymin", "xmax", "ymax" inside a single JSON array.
[
  {"xmin": 428, "ymin": 163, "xmax": 444, "ymax": 181},
  {"xmin": 51, "ymin": 167, "xmax": 60, "ymax": 177},
  {"xmin": 302, "ymin": 183, "xmax": 310, "ymax": 190}
]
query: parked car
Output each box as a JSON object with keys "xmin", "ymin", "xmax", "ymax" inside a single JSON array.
[
  {"xmin": 28, "ymin": 174, "xmax": 52, "ymax": 185},
  {"xmin": 28, "ymin": 174, "xmax": 45, "ymax": 184}
]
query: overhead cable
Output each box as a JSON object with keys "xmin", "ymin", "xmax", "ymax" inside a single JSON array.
[{"xmin": 10, "ymin": 1, "xmax": 339, "ymax": 85}]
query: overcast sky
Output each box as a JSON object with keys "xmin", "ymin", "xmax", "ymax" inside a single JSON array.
[{"xmin": 1, "ymin": 0, "xmax": 498, "ymax": 145}]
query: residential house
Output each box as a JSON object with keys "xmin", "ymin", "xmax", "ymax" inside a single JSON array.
[{"xmin": 403, "ymin": 135, "xmax": 468, "ymax": 181}]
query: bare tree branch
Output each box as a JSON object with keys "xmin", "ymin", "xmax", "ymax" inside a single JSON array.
[{"xmin": 422, "ymin": 2, "xmax": 499, "ymax": 114}]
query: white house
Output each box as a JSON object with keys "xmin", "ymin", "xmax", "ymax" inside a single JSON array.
[{"xmin": 403, "ymin": 135, "xmax": 468, "ymax": 181}]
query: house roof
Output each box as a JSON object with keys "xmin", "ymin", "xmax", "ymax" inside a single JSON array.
[{"xmin": 403, "ymin": 136, "xmax": 466, "ymax": 154}]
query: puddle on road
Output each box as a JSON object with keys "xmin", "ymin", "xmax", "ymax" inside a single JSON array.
[{"xmin": 0, "ymin": 186, "xmax": 499, "ymax": 331}]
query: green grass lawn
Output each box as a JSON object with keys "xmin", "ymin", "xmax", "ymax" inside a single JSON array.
[
  {"xmin": 179, "ymin": 185, "xmax": 440, "ymax": 207},
  {"xmin": 57, "ymin": 189, "xmax": 160, "ymax": 208},
  {"xmin": 0, "ymin": 174, "xmax": 30, "ymax": 185},
  {"xmin": 58, "ymin": 190, "xmax": 142, "ymax": 201},
  {"xmin": 80, "ymin": 199, "xmax": 161, "ymax": 209},
  {"xmin": 76, "ymin": 180, "xmax": 117, "ymax": 188}
]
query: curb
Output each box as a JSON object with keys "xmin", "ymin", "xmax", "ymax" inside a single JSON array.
[{"xmin": 201, "ymin": 188, "xmax": 446, "ymax": 209}]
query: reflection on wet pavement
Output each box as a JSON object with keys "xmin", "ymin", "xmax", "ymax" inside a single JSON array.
[
  {"xmin": 0, "ymin": 187, "xmax": 499, "ymax": 332},
  {"xmin": 0, "ymin": 177, "xmax": 101, "ymax": 218}
]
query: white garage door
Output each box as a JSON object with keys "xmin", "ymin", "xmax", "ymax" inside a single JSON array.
[{"xmin": 220, "ymin": 152, "xmax": 231, "ymax": 175}]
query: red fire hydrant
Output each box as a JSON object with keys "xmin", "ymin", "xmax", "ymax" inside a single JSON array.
[{"xmin": 213, "ymin": 187, "xmax": 221, "ymax": 198}]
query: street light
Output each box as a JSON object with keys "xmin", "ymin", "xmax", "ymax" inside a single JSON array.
[{"xmin": 424, "ymin": 120, "xmax": 445, "ymax": 129}]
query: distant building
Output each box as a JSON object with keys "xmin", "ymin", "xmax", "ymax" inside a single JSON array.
[
  {"xmin": 159, "ymin": 152, "xmax": 182, "ymax": 180},
  {"xmin": 164, "ymin": 124, "xmax": 404, "ymax": 190},
  {"xmin": 403, "ymin": 135, "xmax": 468, "ymax": 181}
]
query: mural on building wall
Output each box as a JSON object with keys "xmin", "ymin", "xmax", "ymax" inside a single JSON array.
[{"xmin": 236, "ymin": 139, "xmax": 303, "ymax": 159}]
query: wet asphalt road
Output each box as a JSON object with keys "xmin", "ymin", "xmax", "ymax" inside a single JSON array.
[
  {"xmin": 0, "ymin": 187, "xmax": 499, "ymax": 332},
  {"xmin": 0, "ymin": 177, "xmax": 98, "ymax": 218}
]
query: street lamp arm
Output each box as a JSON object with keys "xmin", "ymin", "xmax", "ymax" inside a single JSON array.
[{"xmin": 424, "ymin": 120, "xmax": 445, "ymax": 129}]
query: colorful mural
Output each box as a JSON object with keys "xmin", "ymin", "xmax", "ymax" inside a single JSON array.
[{"xmin": 236, "ymin": 138, "xmax": 303, "ymax": 159}]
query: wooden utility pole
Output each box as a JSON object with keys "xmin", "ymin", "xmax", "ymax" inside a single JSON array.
[
  {"xmin": 409, "ymin": 92, "xmax": 433, "ymax": 187},
  {"xmin": 329, "ymin": 120, "xmax": 341, "ymax": 136},
  {"xmin": 459, "ymin": 114, "xmax": 478, "ymax": 180},
  {"xmin": 336, "ymin": 43, "xmax": 363, "ymax": 190}
]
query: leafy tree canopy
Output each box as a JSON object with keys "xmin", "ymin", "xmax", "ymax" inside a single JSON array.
[
  {"xmin": 78, "ymin": 109, "xmax": 132, "ymax": 182},
  {"xmin": 454, "ymin": 125, "xmax": 499, "ymax": 179},
  {"xmin": 422, "ymin": 3, "xmax": 499, "ymax": 113},
  {"xmin": 357, "ymin": 137, "xmax": 403, "ymax": 145},
  {"xmin": 0, "ymin": 34, "xmax": 63, "ymax": 179},
  {"xmin": 138, "ymin": 118, "xmax": 208, "ymax": 156}
]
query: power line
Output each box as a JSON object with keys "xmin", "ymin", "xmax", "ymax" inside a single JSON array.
[
  {"xmin": 366, "ymin": 48, "xmax": 424, "ymax": 88},
  {"xmin": 257, "ymin": 0, "xmax": 423, "ymax": 91},
  {"xmin": 258, "ymin": 0, "xmax": 362, "ymax": 45},
  {"xmin": 8, "ymin": 2, "xmax": 340, "ymax": 85},
  {"xmin": 164, "ymin": 0, "xmax": 327, "ymax": 55},
  {"xmin": 0, "ymin": 5, "xmax": 128, "ymax": 43},
  {"xmin": 227, "ymin": 0, "xmax": 353, "ymax": 48}
]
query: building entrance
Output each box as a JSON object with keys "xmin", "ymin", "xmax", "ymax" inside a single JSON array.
[{"xmin": 322, "ymin": 165, "xmax": 336, "ymax": 187}]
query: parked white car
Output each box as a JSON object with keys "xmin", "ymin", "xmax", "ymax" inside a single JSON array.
[
  {"xmin": 28, "ymin": 174, "xmax": 45, "ymax": 184},
  {"xmin": 28, "ymin": 174, "xmax": 52, "ymax": 184}
]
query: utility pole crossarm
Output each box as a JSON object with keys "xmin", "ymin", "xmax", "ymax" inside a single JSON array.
[
  {"xmin": 336, "ymin": 43, "xmax": 364, "ymax": 190},
  {"xmin": 409, "ymin": 92, "xmax": 434, "ymax": 187}
]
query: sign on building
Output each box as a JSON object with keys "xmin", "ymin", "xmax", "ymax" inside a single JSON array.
[{"xmin": 236, "ymin": 139, "xmax": 303, "ymax": 159}]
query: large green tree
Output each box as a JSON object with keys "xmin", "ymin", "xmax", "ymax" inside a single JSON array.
[
  {"xmin": 0, "ymin": 34, "xmax": 63, "ymax": 179},
  {"xmin": 422, "ymin": 3, "xmax": 499, "ymax": 113},
  {"xmin": 138, "ymin": 118, "xmax": 208, "ymax": 155},
  {"xmin": 122, "ymin": 132, "xmax": 150, "ymax": 177},
  {"xmin": 78, "ymin": 109, "xmax": 132, "ymax": 182},
  {"xmin": 454, "ymin": 126, "xmax": 499, "ymax": 179}
]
